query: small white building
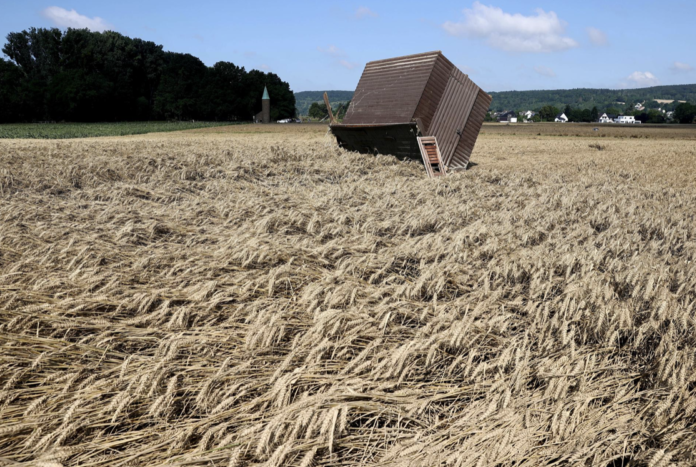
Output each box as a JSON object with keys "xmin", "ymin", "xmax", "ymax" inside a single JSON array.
[
  {"xmin": 497, "ymin": 111, "xmax": 518, "ymax": 123},
  {"xmin": 555, "ymin": 113, "xmax": 568, "ymax": 123},
  {"xmin": 615, "ymin": 115, "xmax": 636, "ymax": 124},
  {"xmin": 523, "ymin": 110, "xmax": 536, "ymax": 120},
  {"xmin": 598, "ymin": 113, "xmax": 616, "ymax": 124}
]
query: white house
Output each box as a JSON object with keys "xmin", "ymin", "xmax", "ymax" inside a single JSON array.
[
  {"xmin": 555, "ymin": 113, "xmax": 568, "ymax": 123},
  {"xmin": 497, "ymin": 111, "xmax": 517, "ymax": 123},
  {"xmin": 523, "ymin": 110, "xmax": 536, "ymax": 120},
  {"xmin": 598, "ymin": 113, "xmax": 616, "ymax": 124},
  {"xmin": 615, "ymin": 115, "xmax": 636, "ymax": 124}
]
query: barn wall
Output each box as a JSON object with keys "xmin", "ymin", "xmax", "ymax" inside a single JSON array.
[
  {"xmin": 428, "ymin": 68, "xmax": 480, "ymax": 166},
  {"xmin": 448, "ymin": 89, "xmax": 492, "ymax": 170},
  {"xmin": 331, "ymin": 123, "xmax": 421, "ymax": 160}
]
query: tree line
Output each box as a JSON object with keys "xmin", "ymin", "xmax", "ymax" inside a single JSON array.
[
  {"xmin": 294, "ymin": 90, "xmax": 353, "ymax": 116},
  {"xmin": 0, "ymin": 28, "xmax": 296, "ymax": 123},
  {"xmin": 488, "ymin": 85, "xmax": 696, "ymax": 114},
  {"xmin": 307, "ymin": 101, "xmax": 351, "ymax": 120}
]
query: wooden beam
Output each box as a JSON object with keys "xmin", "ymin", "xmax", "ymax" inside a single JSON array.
[{"xmin": 323, "ymin": 92, "xmax": 337, "ymax": 124}]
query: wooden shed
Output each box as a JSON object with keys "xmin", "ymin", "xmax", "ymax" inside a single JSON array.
[{"xmin": 330, "ymin": 51, "xmax": 492, "ymax": 174}]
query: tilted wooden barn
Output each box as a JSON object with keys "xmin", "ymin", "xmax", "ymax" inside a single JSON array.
[{"xmin": 330, "ymin": 51, "xmax": 492, "ymax": 175}]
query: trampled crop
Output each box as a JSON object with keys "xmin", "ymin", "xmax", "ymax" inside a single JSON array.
[{"xmin": 1, "ymin": 125, "xmax": 696, "ymax": 466}]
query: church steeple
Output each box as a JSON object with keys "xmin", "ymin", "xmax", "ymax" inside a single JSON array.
[{"xmin": 260, "ymin": 86, "xmax": 271, "ymax": 123}]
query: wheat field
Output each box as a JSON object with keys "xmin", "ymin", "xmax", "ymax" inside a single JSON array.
[{"xmin": 1, "ymin": 124, "xmax": 696, "ymax": 466}]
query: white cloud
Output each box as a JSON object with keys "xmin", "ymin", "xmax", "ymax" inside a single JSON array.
[
  {"xmin": 41, "ymin": 6, "xmax": 113, "ymax": 32},
  {"xmin": 317, "ymin": 45, "xmax": 345, "ymax": 57},
  {"xmin": 338, "ymin": 60, "xmax": 359, "ymax": 70},
  {"xmin": 318, "ymin": 45, "xmax": 359, "ymax": 70},
  {"xmin": 442, "ymin": 2, "xmax": 578, "ymax": 53},
  {"xmin": 625, "ymin": 71, "xmax": 659, "ymax": 87},
  {"xmin": 587, "ymin": 27, "xmax": 608, "ymax": 46},
  {"xmin": 260, "ymin": 64, "xmax": 271, "ymax": 71},
  {"xmin": 671, "ymin": 61, "xmax": 693, "ymax": 73},
  {"xmin": 533, "ymin": 65, "xmax": 556, "ymax": 77},
  {"xmin": 356, "ymin": 6, "xmax": 378, "ymax": 19}
]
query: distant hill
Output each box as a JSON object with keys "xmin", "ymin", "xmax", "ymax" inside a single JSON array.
[
  {"xmin": 295, "ymin": 90, "xmax": 353, "ymax": 116},
  {"xmin": 489, "ymin": 84, "xmax": 696, "ymax": 112},
  {"xmin": 296, "ymin": 84, "xmax": 696, "ymax": 116}
]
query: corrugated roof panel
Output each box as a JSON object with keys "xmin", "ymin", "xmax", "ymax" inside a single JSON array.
[
  {"xmin": 342, "ymin": 52, "xmax": 439, "ymax": 125},
  {"xmin": 362, "ymin": 50, "xmax": 442, "ymax": 67}
]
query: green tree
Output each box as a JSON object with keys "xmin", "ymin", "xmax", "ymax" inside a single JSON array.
[
  {"xmin": 674, "ymin": 103, "xmax": 696, "ymax": 123},
  {"xmin": 3, "ymin": 27, "xmax": 63, "ymax": 120},
  {"xmin": 153, "ymin": 52, "xmax": 207, "ymax": 120},
  {"xmin": 308, "ymin": 102, "xmax": 328, "ymax": 120},
  {"xmin": 578, "ymin": 108, "xmax": 592, "ymax": 122},
  {"xmin": 538, "ymin": 105, "xmax": 559, "ymax": 122},
  {"xmin": 3, "ymin": 27, "xmax": 63, "ymax": 82},
  {"xmin": 637, "ymin": 110, "xmax": 667, "ymax": 124},
  {"xmin": 564, "ymin": 106, "xmax": 580, "ymax": 122},
  {"xmin": 0, "ymin": 58, "xmax": 29, "ymax": 122},
  {"xmin": 47, "ymin": 69, "xmax": 114, "ymax": 121},
  {"xmin": 199, "ymin": 61, "xmax": 245, "ymax": 120},
  {"xmin": 590, "ymin": 106, "xmax": 599, "ymax": 122}
]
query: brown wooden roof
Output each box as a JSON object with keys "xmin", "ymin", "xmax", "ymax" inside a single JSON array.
[{"xmin": 335, "ymin": 51, "xmax": 491, "ymax": 170}]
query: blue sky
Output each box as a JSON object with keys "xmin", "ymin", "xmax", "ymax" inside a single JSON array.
[{"xmin": 2, "ymin": 0, "xmax": 694, "ymax": 92}]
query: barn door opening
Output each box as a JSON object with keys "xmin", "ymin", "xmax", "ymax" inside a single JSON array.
[{"xmin": 417, "ymin": 136, "xmax": 447, "ymax": 178}]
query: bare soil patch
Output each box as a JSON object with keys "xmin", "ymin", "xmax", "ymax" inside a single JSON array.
[{"xmin": 481, "ymin": 122, "xmax": 696, "ymax": 139}]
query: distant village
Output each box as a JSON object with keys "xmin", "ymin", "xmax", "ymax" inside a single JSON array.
[{"xmin": 489, "ymin": 99, "xmax": 689, "ymax": 124}]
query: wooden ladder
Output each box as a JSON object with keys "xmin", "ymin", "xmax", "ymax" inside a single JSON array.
[{"xmin": 417, "ymin": 136, "xmax": 447, "ymax": 178}]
